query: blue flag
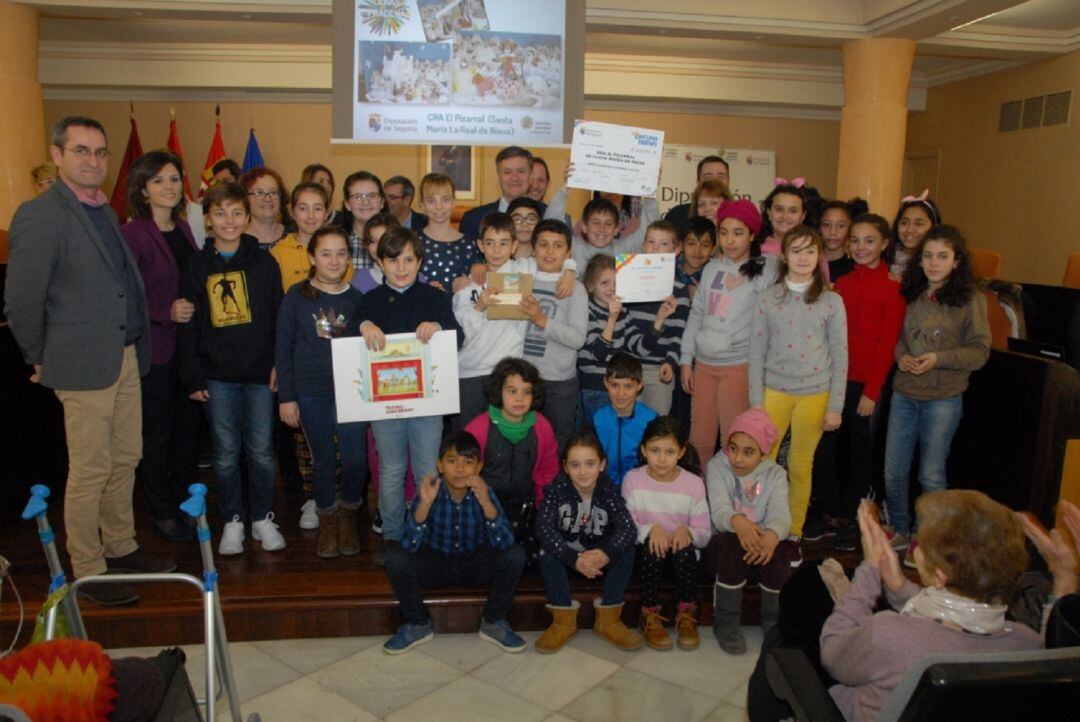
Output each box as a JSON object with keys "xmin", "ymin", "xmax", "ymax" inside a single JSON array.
[{"xmin": 242, "ymin": 128, "xmax": 264, "ymax": 172}]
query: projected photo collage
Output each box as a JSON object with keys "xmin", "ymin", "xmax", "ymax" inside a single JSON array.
[{"xmin": 359, "ymin": 0, "xmax": 562, "ymax": 109}]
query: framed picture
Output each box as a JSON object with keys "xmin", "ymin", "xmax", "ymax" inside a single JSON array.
[{"xmin": 426, "ymin": 144, "xmax": 475, "ymax": 200}]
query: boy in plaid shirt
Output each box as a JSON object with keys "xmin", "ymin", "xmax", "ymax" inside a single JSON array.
[{"xmin": 383, "ymin": 430, "xmax": 527, "ymax": 654}]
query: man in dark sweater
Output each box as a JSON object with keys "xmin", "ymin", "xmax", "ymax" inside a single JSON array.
[{"xmin": 177, "ymin": 183, "xmax": 284, "ymax": 556}]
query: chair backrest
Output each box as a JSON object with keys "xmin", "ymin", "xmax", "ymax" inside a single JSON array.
[
  {"xmin": 1065, "ymin": 252, "xmax": 1080, "ymax": 289},
  {"xmin": 969, "ymin": 247, "xmax": 1002, "ymax": 279},
  {"xmin": 878, "ymin": 646, "xmax": 1080, "ymax": 722}
]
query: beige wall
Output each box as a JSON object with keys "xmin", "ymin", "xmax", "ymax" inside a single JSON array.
[
  {"xmin": 42, "ymin": 100, "xmax": 840, "ymax": 221},
  {"xmin": 906, "ymin": 50, "xmax": 1080, "ymax": 285}
]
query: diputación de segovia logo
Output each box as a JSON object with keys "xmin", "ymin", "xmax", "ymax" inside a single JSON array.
[{"xmin": 359, "ymin": 0, "xmax": 410, "ymax": 36}]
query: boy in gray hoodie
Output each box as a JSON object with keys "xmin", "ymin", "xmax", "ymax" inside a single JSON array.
[{"xmin": 705, "ymin": 408, "xmax": 799, "ymax": 654}]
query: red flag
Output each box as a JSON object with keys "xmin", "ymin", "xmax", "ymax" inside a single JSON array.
[
  {"xmin": 167, "ymin": 114, "xmax": 196, "ymax": 201},
  {"xmin": 199, "ymin": 110, "xmax": 227, "ymax": 199},
  {"xmin": 109, "ymin": 114, "xmax": 143, "ymax": 221}
]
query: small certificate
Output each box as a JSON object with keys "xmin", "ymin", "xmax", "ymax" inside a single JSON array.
[
  {"xmin": 487, "ymin": 272, "xmax": 533, "ymax": 320},
  {"xmin": 568, "ymin": 120, "xmax": 664, "ymax": 197},
  {"xmin": 614, "ymin": 253, "xmax": 676, "ymax": 304}
]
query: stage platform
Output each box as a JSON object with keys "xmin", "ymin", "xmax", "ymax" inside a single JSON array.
[{"xmin": 0, "ymin": 484, "xmax": 858, "ymax": 650}]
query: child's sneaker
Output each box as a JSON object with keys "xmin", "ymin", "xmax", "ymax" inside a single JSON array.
[
  {"xmin": 478, "ymin": 619, "xmax": 527, "ymax": 653},
  {"xmin": 299, "ymin": 499, "xmax": 319, "ymax": 530},
  {"xmin": 383, "ymin": 621, "xmax": 434, "ymax": 654},
  {"xmin": 252, "ymin": 513, "xmax": 286, "ymax": 551},
  {"xmin": 219, "ymin": 516, "xmax": 245, "ymax": 556},
  {"xmin": 903, "ymin": 540, "xmax": 920, "ymax": 569},
  {"xmin": 371, "ymin": 509, "xmax": 383, "ymax": 536}
]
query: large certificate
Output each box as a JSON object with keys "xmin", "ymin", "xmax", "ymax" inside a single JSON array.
[
  {"xmin": 332, "ymin": 330, "xmax": 460, "ymax": 422},
  {"xmin": 568, "ymin": 120, "xmax": 664, "ymax": 197},
  {"xmin": 614, "ymin": 253, "xmax": 676, "ymax": 304}
]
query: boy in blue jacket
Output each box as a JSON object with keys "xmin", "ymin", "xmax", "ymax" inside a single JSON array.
[{"xmin": 590, "ymin": 353, "xmax": 657, "ymax": 485}]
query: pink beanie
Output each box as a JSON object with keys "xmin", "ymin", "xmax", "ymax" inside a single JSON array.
[
  {"xmin": 715, "ymin": 199, "xmax": 762, "ymax": 237},
  {"xmin": 727, "ymin": 408, "xmax": 779, "ymax": 455}
]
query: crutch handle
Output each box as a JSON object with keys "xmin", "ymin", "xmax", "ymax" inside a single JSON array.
[
  {"xmin": 181, "ymin": 483, "xmax": 208, "ymax": 518},
  {"xmin": 21, "ymin": 484, "xmax": 51, "ymax": 520}
]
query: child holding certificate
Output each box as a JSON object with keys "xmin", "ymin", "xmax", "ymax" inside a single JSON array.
[
  {"xmin": 518, "ymin": 219, "xmax": 588, "ymax": 451},
  {"xmin": 356, "ymin": 227, "xmax": 463, "ymax": 551},
  {"xmin": 621, "ymin": 219, "xmax": 685, "ymax": 415}
]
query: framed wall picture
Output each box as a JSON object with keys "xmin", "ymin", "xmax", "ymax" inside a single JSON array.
[{"xmin": 426, "ymin": 144, "xmax": 475, "ymax": 200}]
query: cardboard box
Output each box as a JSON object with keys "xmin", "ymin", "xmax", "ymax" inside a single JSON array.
[{"xmin": 486, "ymin": 272, "xmax": 533, "ymax": 320}]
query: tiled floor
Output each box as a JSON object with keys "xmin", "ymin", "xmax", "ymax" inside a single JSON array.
[{"xmin": 109, "ymin": 626, "xmax": 762, "ymax": 721}]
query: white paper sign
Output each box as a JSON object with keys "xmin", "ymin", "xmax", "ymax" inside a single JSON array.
[
  {"xmin": 332, "ymin": 330, "xmax": 460, "ymax": 422},
  {"xmin": 568, "ymin": 120, "xmax": 664, "ymax": 197},
  {"xmin": 658, "ymin": 144, "xmax": 777, "ymax": 214},
  {"xmin": 614, "ymin": 253, "xmax": 676, "ymax": 304}
]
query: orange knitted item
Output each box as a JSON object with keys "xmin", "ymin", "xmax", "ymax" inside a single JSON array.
[{"xmin": 0, "ymin": 639, "xmax": 116, "ymax": 721}]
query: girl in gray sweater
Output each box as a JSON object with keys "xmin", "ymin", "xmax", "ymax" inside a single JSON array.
[{"xmin": 749, "ymin": 226, "xmax": 848, "ymax": 540}]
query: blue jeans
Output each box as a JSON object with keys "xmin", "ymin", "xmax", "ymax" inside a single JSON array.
[
  {"xmin": 883, "ymin": 391, "xmax": 963, "ymax": 536},
  {"xmin": 537, "ymin": 546, "xmax": 635, "ymax": 607},
  {"xmin": 297, "ymin": 393, "xmax": 366, "ymax": 511},
  {"xmin": 370, "ymin": 415, "xmax": 442, "ymax": 542},
  {"xmin": 206, "ymin": 380, "xmax": 275, "ymax": 522},
  {"xmin": 580, "ymin": 389, "xmax": 609, "ymax": 430}
]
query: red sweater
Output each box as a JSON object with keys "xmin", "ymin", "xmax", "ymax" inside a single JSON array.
[{"xmin": 833, "ymin": 263, "xmax": 905, "ymax": 402}]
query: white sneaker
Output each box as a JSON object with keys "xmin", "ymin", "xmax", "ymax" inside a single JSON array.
[
  {"xmin": 252, "ymin": 512, "xmax": 287, "ymax": 551},
  {"xmin": 219, "ymin": 516, "xmax": 245, "ymax": 556},
  {"xmin": 299, "ymin": 499, "xmax": 319, "ymax": 530}
]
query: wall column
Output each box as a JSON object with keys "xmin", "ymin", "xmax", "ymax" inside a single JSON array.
[
  {"xmin": 835, "ymin": 38, "xmax": 916, "ymax": 220},
  {"xmin": 0, "ymin": 0, "xmax": 44, "ymax": 233}
]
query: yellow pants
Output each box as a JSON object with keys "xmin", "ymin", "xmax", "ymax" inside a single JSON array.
[{"xmin": 763, "ymin": 387, "xmax": 830, "ymax": 538}]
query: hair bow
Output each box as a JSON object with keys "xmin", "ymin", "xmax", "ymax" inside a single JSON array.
[
  {"xmin": 901, "ymin": 188, "xmax": 930, "ymax": 204},
  {"xmin": 774, "ymin": 177, "xmax": 805, "ymax": 189}
]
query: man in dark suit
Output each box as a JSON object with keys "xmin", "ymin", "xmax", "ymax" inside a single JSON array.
[
  {"xmin": 665, "ymin": 154, "xmax": 731, "ymax": 234},
  {"xmin": 4, "ymin": 116, "xmax": 173, "ymax": 606},
  {"xmin": 384, "ymin": 175, "xmax": 428, "ymax": 231},
  {"xmin": 459, "ymin": 146, "xmax": 547, "ymax": 239}
]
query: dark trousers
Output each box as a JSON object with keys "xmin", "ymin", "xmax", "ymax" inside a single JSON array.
[
  {"xmin": 811, "ymin": 380, "xmax": 880, "ymax": 521},
  {"xmin": 637, "ymin": 542, "xmax": 698, "ymax": 607},
  {"xmin": 385, "ymin": 542, "xmax": 526, "ymax": 625},
  {"xmin": 537, "ymin": 546, "xmax": 635, "ymax": 606},
  {"xmin": 138, "ymin": 358, "xmax": 198, "ymax": 521},
  {"xmin": 710, "ymin": 533, "xmax": 799, "ymax": 591},
  {"xmin": 539, "ymin": 377, "xmax": 579, "ymax": 453}
]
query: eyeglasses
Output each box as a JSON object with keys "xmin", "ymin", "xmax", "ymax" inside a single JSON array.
[
  {"xmin": 384, "ymin": 193, "xmax": 408, "ymax": 202},
  {"xmin": 248, "ymin": 190, "xmax": 280, "ymax": 201},
  {"xmin": 59, "ymin": 145, "xmax": 109, "ymax": 160},
  {"xmin": 511, "ymin": 214, "xmax": 539, "ymax": 225},
  {"xmin": 348, "ymin": 192, "xmax": 382, "ymax": 203}
]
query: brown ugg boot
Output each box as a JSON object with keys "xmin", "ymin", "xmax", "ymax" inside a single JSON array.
[
  {"xmin": 638, "ymin": 605, "xmax": 672, "ymax": 651},
  {"xmin": 316, "ymin": 509, "xmax": 340, "ymax": 559},
  {"xmin": 674, "ymin": 601, "xmax": 700, "ymax": 650},
  {"xmin": 593, "ymin": 600, "xmax": 643, "ymax": 651},
  {"xmin": 338, "ymin": 505, "xmax": 361, "ymax": 556},
  {"xmin": 535, "ymin": 601, "xmax": 579, "ymax": 654}
]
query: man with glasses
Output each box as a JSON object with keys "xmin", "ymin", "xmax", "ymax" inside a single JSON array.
[
  {"xmin": 383, "ymin": 175, "xmax": 428, "ymax": 231},
  {"xmin": 5, "ymin": 116, "xmax": 174, "ymax": 607}
]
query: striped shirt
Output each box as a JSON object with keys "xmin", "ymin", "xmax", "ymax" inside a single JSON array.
[
  {"xmin": 401, "ymin": 481, "xmax": 516, "ymax": 555},
  {"xmin": 621, "ymin": 280, "xmax": 691, "ymax": 371},
  {"xmin": 578, "ymin": 298, "xmax": 660, "ymax": 391},
  {"xmin": 621, "ymin": 466, "xmax": 712, "ymax": 548}
]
